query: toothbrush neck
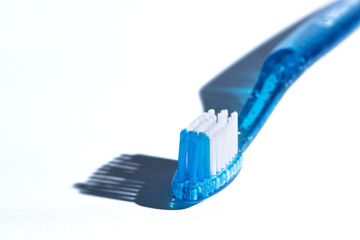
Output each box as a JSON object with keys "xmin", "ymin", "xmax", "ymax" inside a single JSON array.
[{"xmin": 238, "ymin": 49, "xmax": 304, "ymax": 151}]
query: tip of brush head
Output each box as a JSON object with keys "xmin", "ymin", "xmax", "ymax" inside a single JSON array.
[{"xmin": 171, "ymin": 109, "xmax": 243, "ymax": 202}]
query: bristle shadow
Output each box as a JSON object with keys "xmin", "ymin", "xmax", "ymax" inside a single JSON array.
[{"xmin": 74, "ymin": 154, "xmax": 196, "ymax": 210}]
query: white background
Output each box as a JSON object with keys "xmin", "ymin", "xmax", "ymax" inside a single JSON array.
[{"xmin": 1, "ymin": 0, "xmax": 360, "ymax": 239}]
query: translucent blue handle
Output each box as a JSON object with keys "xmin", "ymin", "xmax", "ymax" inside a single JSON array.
[{"xmin": 238, "ymin": 0, "xmax": 360, "ymax": 151}]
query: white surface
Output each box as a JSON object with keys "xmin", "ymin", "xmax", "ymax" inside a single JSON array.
[{"xmin": 1, "ymin": 0, "xmax": 360, "ymax": 239}]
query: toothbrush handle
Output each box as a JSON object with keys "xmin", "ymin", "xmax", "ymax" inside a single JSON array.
[
  {"xmin": 238, "ymin": 0, "xmax": 360, "ymax": 151},
  {"xmin": 274, "ymin": 0, "xmax": 360, "ymax": 66}
]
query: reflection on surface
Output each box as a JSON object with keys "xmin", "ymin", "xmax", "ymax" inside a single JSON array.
[{"xmin": 75, "ymin": 154, "xmax": 195, "ymax": 210}]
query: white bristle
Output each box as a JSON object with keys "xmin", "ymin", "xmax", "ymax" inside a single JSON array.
[
  {"xmin": 188, "ymin": 113, "xmax": 206, "ymax": 131},
  {"xmin": 197, "ymin": 119, "xmax": 210, "ymax": 132},
  {"xmin": 209, "ymin": 135, "xmax": 217, "ymax": 175},
  {"xmin": 219, "ymin": 132, "xmax": 226, "ymax": 169},
  {"xmin": 208, "ymin": 109, "xmax": 215, "ymax": 115},
  {"xmin": 217, "ymin": 109, "xmax": 228, "ymax": 124},
  {"xmin": 225, "ymin": 122, "xmax": 230, "ymax": 166},
  {"xmin": 193, "ymin": 111, "xmax": 215, "ymax": 132},
  {"xmin": 231, "ymin": 111, "xmax": 238, "ymax": 157},
  {"xmin": 206, "ymin": 121, "xmax": 220, "ymax": 174}
]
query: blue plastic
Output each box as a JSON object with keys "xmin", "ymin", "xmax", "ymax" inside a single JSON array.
[
  {"xmin": 172, "ymin": 0, "xmax": 360, "ymax": 203},
  {"xmin": 238, "ymin": 0, "xmax": 360, "ymax": 150}
]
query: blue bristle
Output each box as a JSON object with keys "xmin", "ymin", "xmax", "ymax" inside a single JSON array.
[
  {"xmin": 178, "ymin": 129, "xmax": 188, "ymax": 182},
  {"xmin": 187, "ymin": 131, "xmax": 198, "ymax": 185},
  {"xmin": 196, "ymin": 134, "xmax": 204, "ymax": 182}
]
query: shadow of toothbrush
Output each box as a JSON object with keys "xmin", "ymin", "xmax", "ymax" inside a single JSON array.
[{"xmin": 74, "ymin": 154, "xmax": 195, "ymax": 210}]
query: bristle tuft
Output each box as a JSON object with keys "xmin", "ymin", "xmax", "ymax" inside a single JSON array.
[
  {"xmin": 177, "ymin": 109, "xmax": 238, "ymax": 183},
  {"xmin": 173, "ymin": 109, "xmax": 241, "ymax": 202}
]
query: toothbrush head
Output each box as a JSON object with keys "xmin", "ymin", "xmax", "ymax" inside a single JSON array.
[{"xmin": 171, "ymin": 109, "xmax": 243, "ymax": 202}]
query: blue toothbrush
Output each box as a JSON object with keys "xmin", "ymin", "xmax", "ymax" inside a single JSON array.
[{"xmin": 171, "ymin": 0, "xmax": 360, "ymax": 203}]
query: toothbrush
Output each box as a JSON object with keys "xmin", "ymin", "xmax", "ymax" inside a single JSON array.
[{"xmin": 171, "ymin": 0, "xmax": 360, "ymax": 202}]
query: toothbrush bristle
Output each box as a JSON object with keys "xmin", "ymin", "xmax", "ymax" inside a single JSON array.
[{"xmin": 171, "ymin": 109, "xmax": 242, "ymax": 202}]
